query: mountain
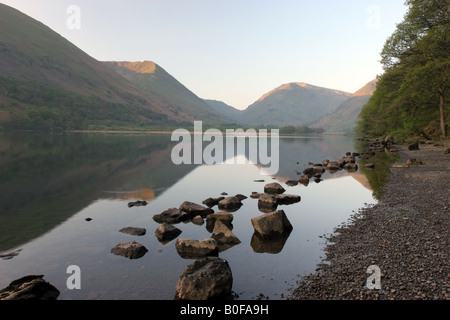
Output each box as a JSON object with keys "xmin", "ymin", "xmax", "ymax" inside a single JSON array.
[
  {"xmin": 312, "ymin": 79, "xmax": 378, "ymax": 133},
  {"xmin": 238, "ymin": 82, "xmax": 352, "ymax": 127},
  {"xmin": 0, "ymin": 4, "xmax": 213, "ymax": 131},
  {"xmin": 203, "ymin": 99, "xmax": 243, "ymax": 123},
  {"xmin": 103, "ymin": 61, "xmax": 232, "ymax": 125}
]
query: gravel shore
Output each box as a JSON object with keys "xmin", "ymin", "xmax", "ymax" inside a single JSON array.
[{"xmin": 289, "ymin": 143, "xmax": 449, "ymax": 300}]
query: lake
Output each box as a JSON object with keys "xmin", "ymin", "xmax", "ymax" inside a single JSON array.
[{"xmin": 0, "ymin": 132, "xmax": 383, "ymax": 300}]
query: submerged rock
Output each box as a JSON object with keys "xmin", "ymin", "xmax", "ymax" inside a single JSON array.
[
  {"xmin": 0, "ymin": 275, "xmax": 60, "ymax": 300},
  {"xmin": 128, "ymin": 200, "xmax": 147, "ymax": 208},
  {"xmin": 119, "ymin": 227, "xmax": 147, "ymax": 236},
  {"xmin": 175, "ymin": 257, "xmax": 233, "ymax": 300},
  {"xmin": 111, "ymin": 241, "xmax": 148, "ymax": 259}
]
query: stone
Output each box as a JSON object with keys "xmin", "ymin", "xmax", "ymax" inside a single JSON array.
[
  {"xmin": 110, "ymin": 241, "xmax": 148, "ymax": 259},
  {"xmin": 0, "ymin": 275, "xmax": 60, "ymax": 300},
  {"xmin": 251, "ymin": 210, "xmax": 293, "ymax": 239},
  {"xmin": 286, "ymin": 180, "xmax": 298, "ymax": 186},
  {"xmin": 202, "ymin": 197, "xmax": 225, "ymax": 208},
  {"xmin": 211, "ymin": 220, "xmax": 241, "ymax": 250},
  {"xmin": 218, "ymin": 196, "xmax": 243, "ymax": 211},
  {"xmin": 153, "ymin": 208, "xmax": 189, "ymax": 224},
  {"xmin": 264, "ymin": 182, "xmax": 286, "ymax": 194},
  {"xmin": 365, "ymin": 163, "xmax": 375, "ymax": 169},
  {"xmin": 298, "ymin": 175, "xmax": 310, "ymax": 186},
  {"xmin": 175, "ymin": 257, "xmax": 233, "ymax": 300},
  {"xmin": 343, "ymin": 163, "xmax": 358, "ymax": 172},
  {"xmin": 206, "ymin": 212, "xmax": 234, "ymax": 232},
  {"xmin": 408, "ymin": 141, "xmax": 420, "ymax": 150},
  {"xmin": 257, "ymin": 194, "xmax": 279, "ymax": 212},
  {"xmin": 191, "ymin": 215, "xmax": 204, "ymax": 225},
  {"xmin": 175, "ymin": 238, "xmax": 218, "ymax": 259},
  {"xmin": 128, "ymin": 200, "xmax": 147, "ymax": 208},
  {"xmin": 119, "ymin": 227, "xmax": 147, "ymax": 236},
  {"xmin": 155, "ymin": 223, "xmax": 182, "ymax": 243},
  {"xmin": 275, "ymin": 194, "xmax": 301, "ymax": 205},
  {"xmin": 180, "ymin": 201, "xmax": 214, "ymax": 218}
]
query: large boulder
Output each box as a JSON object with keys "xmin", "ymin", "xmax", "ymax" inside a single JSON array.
[
  {"xmin": 110, "ymin": 241, "xmax": 148, "ymax": 259},
  {"xmin": 264, "ymin": 182, "xmax": 285, "ymax": 195},
  {"xmin": 175, "ymin": 257, "xmax": 233, "ymax": 300},
  {"xmin": 155, "ymin": 223, "xmax": 182, "ymax": 244},
  {"xmin": 0, "ymin": 275, "xmax": 60, "ymax": 300},
  {"xmin": 251, "ymin": 210, "xmax": 293, "ymax": 239},
  {"xmin": 180, "ymin": 201, "xmax": 214, "ymax": 218},
  {"xmin": 153, "ymin": 208, "xmax": 189, "ymax": 224},
  {"xmin": 175, "ymin": 238, "xmax": 218, "ymax": 259}
]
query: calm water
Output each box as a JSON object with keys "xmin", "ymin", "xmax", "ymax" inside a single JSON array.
[{"xmin": 0, "ymin": 133, "xmax": 382, "ymax": 300}]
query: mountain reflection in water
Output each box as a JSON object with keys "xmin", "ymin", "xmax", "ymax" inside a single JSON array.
[{"xmin": 0, "ymin": 133, "xmax": 384, "ymax": 300}]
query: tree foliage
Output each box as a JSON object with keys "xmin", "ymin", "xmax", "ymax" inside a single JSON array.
[{"xmin": 357, "ymin": 0, "xmax": 449, "ymax": 139}]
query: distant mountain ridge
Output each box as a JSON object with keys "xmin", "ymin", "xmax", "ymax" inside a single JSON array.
[
  {"xmin": 237, "ymin": 82, "xmax": 352, "ymax": 127},
  {"xmin": 311, "ymin": 79, "xmax": 378, "ymax": 133}
]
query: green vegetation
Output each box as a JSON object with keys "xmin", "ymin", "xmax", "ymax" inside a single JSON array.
[{"xmin": 357, "ymin": 0, "xmax": 449, "ymax": 142}]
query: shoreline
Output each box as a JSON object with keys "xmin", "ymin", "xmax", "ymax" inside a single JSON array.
[{"xmin": 289, "ymin": 142, "xmax": 449, "ymax": 300}]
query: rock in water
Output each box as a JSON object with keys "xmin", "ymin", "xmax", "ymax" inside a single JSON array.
[
  {"xmin": 119, "ymin": 227, "xmax": 147, "ymax": 236},
  {"xmin": 264, "ymin": 182, "xmax": 286, "ymax": 194},
  {"xmin": 179, "ymin": 201, "xmax": 214, "ymax": 218},
  {"xmin": 110, "ymin": 241, "xmax": 148, "ymax": 259},
  {"xmin": 251, "ymin": 210, "xmax": 293, "ymax": 239},
  {"xmin": 175, "ymin": 238, "xmax": 218, "ymax": 259},
  {"xmin": 154, "ymin": 223, "xmax": 182, "ymax": 243},
  {"xmin": 0, "ymin": 275, "xmax": 60, "ymax": 300},
  {"xmin": 175, "ymin": 257, "xmax": 233, "ymax": 300},
  {"xmin": 153, "ymin": 208, "xmax": 189, "ymax": 224}
]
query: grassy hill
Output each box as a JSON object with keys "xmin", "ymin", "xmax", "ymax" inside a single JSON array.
[
  {"xmin": 103, "ymin": 61, "xmax": 232, "ymax": 125},
  {"xmin": 238, "ymin": 82, "xmax": 352, "ymax": 127},
  {"xmin": 0, "ymin": 4, "xmax": 213, "ymax": 131},
  {"xmin": 203, "ymin": 99, "xmax": 243, "ymax": 123}
]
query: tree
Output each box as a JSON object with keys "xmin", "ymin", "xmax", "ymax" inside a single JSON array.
[{"xmin": 379, "ymin": 0, "xmax": 449, "ymax": 137}]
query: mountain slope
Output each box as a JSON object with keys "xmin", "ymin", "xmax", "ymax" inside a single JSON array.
[
  {"xmin": 0, "ymin": 4, "xmax": 194, "ymax": 130},
  {"xmin": 203, "ymin": 99, "xmax": 243, "ymax": 123},
  {"xmin": 103, "ymin": 61, "xmax": 233, "ymax": 125},
  {"xmin": 239, "ymin": 82, "xmax": 352, "ymax": 127},
  {"xmin": 312, "ymin": 79, "xmax": 378, "ymax": 133}
]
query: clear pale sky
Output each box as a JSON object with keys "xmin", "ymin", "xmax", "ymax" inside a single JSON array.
[{"xmin": 0, "ymin": 0, "xmax": 408, "ymax": 110}]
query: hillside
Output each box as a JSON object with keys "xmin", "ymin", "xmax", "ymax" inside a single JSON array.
[
  {"xmin": 203, "ymin": 99, "xmax": 243, "ymax": 123},
  {"xmin": 312, "ymin": 79, "xmax": 378, "ymax": 133},
  {"xmin": 103, "ymin": 61, "xmax": 233, "ymax": 125},
  {"xmin": 0, "ymin": 4, "xmax": 201, "ymax": 131},
  {"xmin": 238, "ymin": 82, "xmax": 352, "ymax": 127}
]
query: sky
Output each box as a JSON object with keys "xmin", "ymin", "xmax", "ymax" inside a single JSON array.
[{"xmin": 0, "ymin": 0, "xmax": 408, "ymax": 110}]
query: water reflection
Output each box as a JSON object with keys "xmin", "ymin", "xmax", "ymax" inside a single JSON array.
[{"xmin": 0, "ymin": 133, "xmax": 388, "ymax": 300}]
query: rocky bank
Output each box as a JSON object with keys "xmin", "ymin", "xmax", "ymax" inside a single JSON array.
[{"xmin": 289, "ymin": 142, "xmax": 449, "ymax": 300}]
